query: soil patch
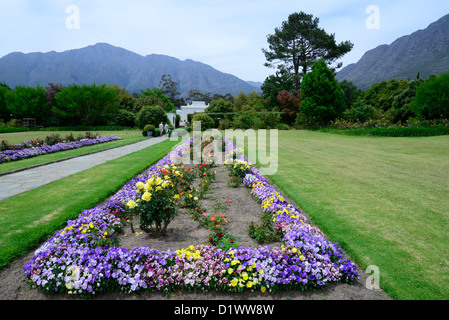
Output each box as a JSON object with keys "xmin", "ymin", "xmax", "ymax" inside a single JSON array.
[{"xmin": 0, "ymin": 163, "xmax": 391, "ymax": 300}]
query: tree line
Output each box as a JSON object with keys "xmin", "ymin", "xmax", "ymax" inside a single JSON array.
[{"xmin": 1, "ymin": 11, "xmax": 447, "ymax": 131}]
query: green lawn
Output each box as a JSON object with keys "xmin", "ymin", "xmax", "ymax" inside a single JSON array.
[
  {"xmin": 0, "ymin": 130, "xmax": 147, "ymax": 174},
  {"xmin": 238, "ymin": 130, "xmax": 449, "ymax": 300},
  {"xmin": 0, "ymin": 137, "xmax": 183, "ymax": 269}
]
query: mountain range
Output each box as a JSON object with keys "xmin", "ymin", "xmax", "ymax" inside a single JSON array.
[
  {"xmin": 0, "ymin": 43, "xmax": 261, "ymax": 96},
  {"xmin": 336, "ymin": 13, "xmax": 449, "ymax": 90}
]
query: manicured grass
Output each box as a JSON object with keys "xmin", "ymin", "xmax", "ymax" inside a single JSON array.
[
  {"xmin": 0, "ymin": 137, "xmax": 182, "ymax": 269},
  {"xmin": 0, "ymin": 130, "xmax": 147, "ymax": 174},
  {"xmin": 237, "ymin": 129, "xmax": 449, "ymax": 300}
]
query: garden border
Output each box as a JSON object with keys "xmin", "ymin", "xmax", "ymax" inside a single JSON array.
[{"xmin": 23, "ymin": 136, "xmax": 360, "ymax": 298}]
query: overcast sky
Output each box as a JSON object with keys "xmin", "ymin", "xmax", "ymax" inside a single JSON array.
[{"xmin": 1, "ymin": 0, "xmax": 448, "ymax": 83}]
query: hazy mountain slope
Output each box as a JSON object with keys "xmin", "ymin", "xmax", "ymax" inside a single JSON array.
[
  {"xmin": 336, "ymin": 14, "xmax": 449, "ymax": 90},
  {"xmin": 0, "ymin": 43, "xmax": 259, "ymax": 96}
]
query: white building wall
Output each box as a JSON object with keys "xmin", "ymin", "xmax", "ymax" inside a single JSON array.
[{"xmin": 176, "ymin": 101, "xmax": 209, "ymax": 123}]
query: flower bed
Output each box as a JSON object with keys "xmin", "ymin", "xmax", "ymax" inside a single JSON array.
[
  {"xmin": 0, "ymin": 136, "xmax": 122, "ymax": 164},
  {"xmin": 23, "ymin": 136, "xmax": 359, "ymax": 298}
]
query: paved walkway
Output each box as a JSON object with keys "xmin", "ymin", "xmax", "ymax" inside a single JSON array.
[{"xmin": 0, "ymin": 136, "xmax": 169, "ymax": 201}]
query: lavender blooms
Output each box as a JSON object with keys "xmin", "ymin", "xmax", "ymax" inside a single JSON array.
[{"xmin": 0, "ymin": 136, "xmax": 121, "ymax": 164}]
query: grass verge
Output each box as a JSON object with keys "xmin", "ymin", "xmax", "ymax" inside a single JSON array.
[
  {"xmin": 0, "ymin": 137, "xmax": 182, "ymax": 270},
  {"xmin": 236, "ymin": 129, "xmax": 449, "ymax": 300},
  {"xmin": 0, "ymin": 130, "xmax": 147, "ymax": 175}
]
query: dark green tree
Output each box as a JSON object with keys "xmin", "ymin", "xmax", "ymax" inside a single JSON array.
[
  {"xmin": 392, "ymin": 79, "xmax": 424, "ymax": 123},
  {"xmin": 5, "ymin": 85, "xmax": 50, "ymax": 124},
  {"xmin": 159, "ymin": 74, "xmax": 181, "ymax": 107},
  {"xmin": 299, "ymin": 59, "xmax": 346, "ymax": 126},
  {"xmin": 139, "ymin": 88, "xmax": 175, "ymax": 113},
  {"xmin": 343, "ymin": 98, "xmax": 375, "ymax": 123},
  {"xmin": 0, "ymin": 82, "xmax": 11, "ymax": 122},
  {"xmin": 136, "ymin": 105, "xmax": 169, "ymax": 129},
  {"xmin": 411, "ymin": 73, "xmax": 449, "ymax": 119},
  {"xmin": 262, "ymin": 11, "xmax": 353, "ymax": 91},
  {"xmin": 339, "ymin": 80, "xmax": 363, "ymax": 109},
  {"xmin": 54, "ymin": 84, "xmax": 119, "ymax": 126},
  {"xmin": 261, "ymin": 68, "xmax": 295, "ymax": 110}
]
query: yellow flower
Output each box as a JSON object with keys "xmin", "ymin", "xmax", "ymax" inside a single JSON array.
[
  {"xmin": 231, "ymin": 278, "xmax": 238, "ymax": 287},
  {"xmin": 231, "ymin": 260, "xmax": 240, "ymax": 266},
  {"xmin": 261, "ymin": 286, "xmax": 267, "ymax": 293},
  {"xmin": 227, "ymin": 268, "xmax": 234, "ymax": 275},
  {"xmin": 242, "ymin": 272, "xmax": 248, "ymax": 281},
  {"xmin": 173, "ymin": 194, "xmax": 180, "ymax": 199},
  {"xmin": 246, "ymin": 281, "xmax": 253, "ymax": 288},
  {"xmin": 142, "ymin": 192, "xmax": 152, "ymax": 201},
  {"xmin": 136, "ymin": 182, "xmax": 145, "ymax": 190}
]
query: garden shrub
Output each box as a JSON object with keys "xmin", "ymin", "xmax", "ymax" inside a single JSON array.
[
  {"xmin": 411, "ymin": 73, "xmax": 449, "ymax": 120},
  {"xmin": 192, "ymin": 113, "xmax": 215, "ymax": 131},
  {"xmin": 136, "ymin": 105, "xmax": 169, "ymax": 129},
  {"xmin": 259, "ymin": 111, "xmax": 281, "ymax": 129},
  {"xmin": 343, "ymin": 98, "xmax": 375, "ymax": 123},
  {"xmin": 143, "ymin": 124, "xmax": 155, "ymax": 132},
  {"xmin": 218, "ymin": 119, "xmax": 233, "ymax": 130},
  {"xmin": 232, "ymin": 110, "xmax": 262, "ymax": 130},
  {"xmin": 112, "ymin": 109, "xmax": 136, "ymax": 127}
]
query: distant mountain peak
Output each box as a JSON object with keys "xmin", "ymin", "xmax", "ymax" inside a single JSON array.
[
  {"xmin": 0, "ymin": 43, "xmax": 259, "ymax": 95},
  {"xmin": 337, "ymin": 13, "xmax": 449, "ymax": 90}
]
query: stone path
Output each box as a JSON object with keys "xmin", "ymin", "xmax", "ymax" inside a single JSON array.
[{"xmin": 0, "ymin": 136, "xmax": 169, "ymax": 201}]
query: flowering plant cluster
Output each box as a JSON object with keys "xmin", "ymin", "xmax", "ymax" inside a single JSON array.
[
  {"xmin": 23, "ymin": 136, "xmax": 359, "ymax": 298},
  {"xmin": 0, "ymin": 135, "xmax": 121, "ymax": 164}
]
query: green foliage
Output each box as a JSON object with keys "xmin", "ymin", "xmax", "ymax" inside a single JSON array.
[
  {"xmin": 363, "ymin": 79, "xmax": 409, "ymax": 112},
  {"xmin": 259, "ymin": 111, "xmax": 281, "ymax": 129},
  {"xmin": 159, "ymin": 74, "xmax": 181, "ymax": 106},
  {"xmin": 54, "ymin": 84, "xmax": 120, "ymax": 126},
  {"xmin": 139, "ymin": 87, "xmax": 175, "ymax": 112},
  {"xmin": 391, "ymin": 79, "xmax": 424, "ymax": 123},
  {"xmin": 205, "ymin": 98, "xmax": 235, "ymax": 126},
  {"xmin": 324, "ymin": 125, "xmax": 449, "ymax": 137},
  {"xmin": 111, "ymin": 109, "xmax": 136, "ymax": 127},
  {"xmin": 343, "ymin": 98, "xmax": 375, "ymax": 123},
  {"xmin": 263, "ymin": 11, "xmax": 353, "ymax": 90},
  {"xmin": 192, "ymin": 113, "xmax": 215, "ymax": 131},
  {"xmin": 136, "ymin": 105, "xmax": 168, "ymax": 129},
  {"xmin": 339, "ymin": 80, "xmax": 363, "ymax": 108},
  {"xmin": 143, "ymin": 124, "xmax": 155, "ymax": 132},
  {"xmin": 0, "ymin": 82, "xmax": 12, "ymax": 122},
  {"xmin": 205, "ymin": 98, "xmax": 234, "ymax": 114},
  {"xmin": 299, "ymin": 59, "xmax": 346, "ymax": 126},
  {"xmin": 261, "ymin": 69, "xmax": 295, "ymax": 110},
  {"xmin": 4, "ymin": 85, "xmax": 50, "ymax": 124},
  {"xmin": 218, "ymin": 118, "xmax": 233, "ymax": 130},
  {"xmin": 232, "ymin": 110, "xmax": 262, "ymax": 130},
  {"xmin": 411, "ymin": 73, "xmax": 449, "ymax": 119},
  {"xmin": 248, "ymin": 210, "xmax": 284, "ymax": 244},
  {"xmin": 5, "ymin": 119, "xmax": 24, "ymax": 128}
]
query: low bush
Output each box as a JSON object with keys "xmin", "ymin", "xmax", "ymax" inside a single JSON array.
[{"xmin": 192, "ymin": 113, "xmax": 215, "ymax": 131}]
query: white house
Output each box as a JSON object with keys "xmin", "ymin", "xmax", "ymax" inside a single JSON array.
[
  {"xmin": 166, "ymin": 112, "xmax": 177, "ymax": 129},
  {"xmin": 176, "ymin": 101, "xmax": 209, "ymax": 124}
]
